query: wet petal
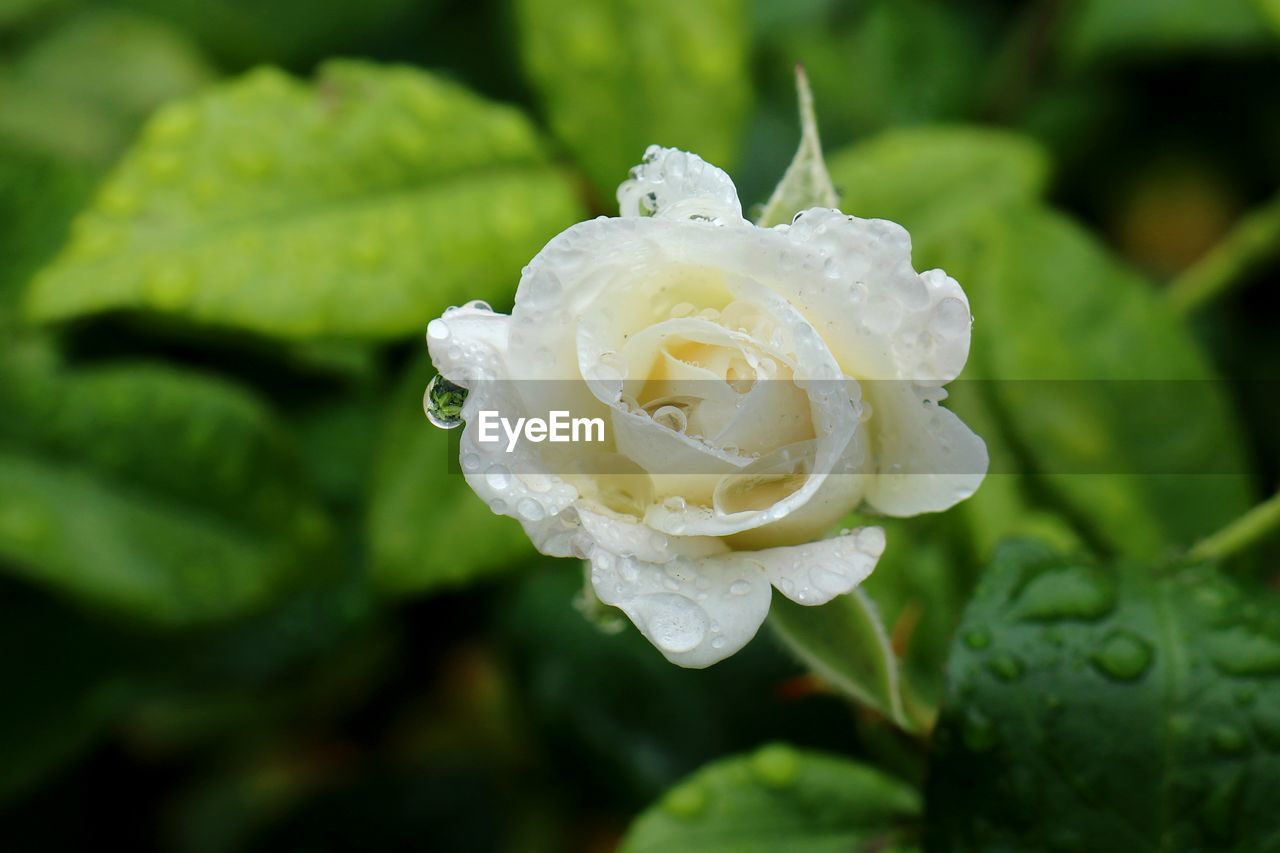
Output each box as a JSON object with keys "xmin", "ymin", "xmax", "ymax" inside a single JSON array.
[
  {"xmin": 864, "ymin": 381, "xmax": 988, "ymax": 516},
  {"xmin": 617, "ymin": 145, "xmax": 745, "ymax": 225}
]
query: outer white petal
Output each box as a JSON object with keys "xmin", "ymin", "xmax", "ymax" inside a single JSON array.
[
  {"xmin": 864, "ymin": 382, "xmax": 989, "ymax": 516},
  {"xmin": 586, "ymin": 523, "xmax": 885, "ymax": 666},
  {"xmin": 588, "ymin": 546, "xmax": 771, "ymax": 668},
  {"xmin": 772, "ymin": 209, "xmax": 973, "ymax": 383},
  {"xmin": 749, "ymin": 526, "xmax": 885, "ymax": 606},
  {"xmin": 616, "ymin": 145, "xmax": 746, "ymax": 225},
  {"xmin": 425, "ymin": 300, "xmax": 510, "ymax": 383}
]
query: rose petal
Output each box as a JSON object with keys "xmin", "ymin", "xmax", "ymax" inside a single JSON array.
[
  {"xmin": 864, "ymin": 381, "xmax": 989, "ymax": 516},
  {"xmin": 589, "ymin": 547, "xmax": 771, "ymax": 668},
  {"xmin": 617, "ymin": 145, "xmax": 746, "ymax": 225},
  {"xmin": 749, "ymin": 526, "xmax": 885, "ymax": 606}
]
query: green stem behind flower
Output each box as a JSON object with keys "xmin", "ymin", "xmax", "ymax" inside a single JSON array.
[
  {"xmin": 1189, "ymin": 490, "xmax": 1280, "ymax": 562},
  {"xmin": 1168, "ymin": 192, "xmax": 1280, "ymax": 315}
]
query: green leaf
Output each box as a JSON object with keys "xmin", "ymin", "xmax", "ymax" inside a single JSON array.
[
  {"xmin": 367, "ymin": 356, "xmax": 533, "ymax": 595},
  {"xmin": 0, "ymin": 10, "xmax": 216, "ymax": 167},
  {"xmin": 0, "ymin": 339, "xmax": 331, "ymax": 625},
  {"xmin": 769, "ymin": 589, "xmax": 914, "ymax": 730},
  {"xmin": 755, "ymin": 66, "xmax": 837, "ymax": 228},
  {"xmin": 1062, "ymin": 0, "xmax": 1274, "ymax": 64},
  {"xmin": 943, "ymin": 206, "xmax": 1252, "ymax": 556},
  {"xmin": 827, "ymin": 127, "xmax": 1249, "ymax": 556},
  {"xmin": 25, "ymin": 61, "xmax": 585, "ymax": 340},
  {"xmin": 515, "ymin": 0, "xmax": 750, "ymax": 200},
  {"xmin": 0, "ymin": 141, "xmax": 95, "ymax": 319},
  {"xmin": 826, "ymin": 126, "xmax": 1050, "ymax": 250},
  {"xmin": 927, "ymin": 540, "xmax": 1280, "ymax": 849},
  {"xmin": 621, "ymin": 744, "xmax": 921, "ymax": 853}
]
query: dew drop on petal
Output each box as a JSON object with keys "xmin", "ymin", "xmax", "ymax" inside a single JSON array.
[
  {"xmin": 933, "ymin": 296, "xmax": 971, "ymax": 338},
  {"xmin": 729, "ymin": 580, "xmax": 752, "ymax": 596},
  {"xmin": 426, "ymin": 318, "xmax": 450, "ymax": 341},
  {"xmin": 640, "ymin": 594, "xmax": 708, "ymax": 654},
  {"xmin": 424, "ymin": 374, "xmax": 466, "ymax": 429},
  {"xmin": 516, "ymin": 497, "xmax": 546, "ymax": 522},
  {"xmin": 484, "ymin": 464, "xmax": 511, "ymax": 491}
]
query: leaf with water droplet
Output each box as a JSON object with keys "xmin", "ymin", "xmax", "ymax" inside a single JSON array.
[
  {"xmin": 25, "ymin": 61, "xmax": 584, "ymax": 339},
  {"xmin": 621, "ymin": 745, "xmax": 920, "ymax": 853},
  {"xmin": 927, "ymin": 539, "xmax": 1280, "ymax": 849},
  {"xmin": 0, "ymin": 339, "xmax": 332, "ymax": 624}
]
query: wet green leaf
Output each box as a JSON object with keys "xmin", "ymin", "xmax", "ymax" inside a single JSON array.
[
  {"xmin": 25, "ymin": 61, "xmax": 584, "ymax": 340},
  {"xmin": 927, "ymin": 540, "xmax": 1280, "ymax": 849},
  {"xmin": 769, "ymin": 590, "xmax": 913, "ymax": 730},
  {"xmin": 622, "ymin": 744, "xmax": 920, "ymax": 853},
  {"xmin": 515, "ymin": 0, "xmax": 750, "ymax": 199},
  {"xmin": 826, "ymin": 126, "xmax": 1050, "ymax": 250},
  {"xmin": 944, "ymin": 206, "xmax": 1252, "ymax": 555},
  {"xmin": 367, "ymin": 356, "xmax": 533, "ymax": 595},
  {"xmin": 0, "ymin": 339, "xmax": 331, "ymax": 624}
]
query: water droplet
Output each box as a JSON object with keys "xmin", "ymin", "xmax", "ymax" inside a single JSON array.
[
  {"xmin": 729, "ymin": 580, "xmax": 751, "ymax": 596},
  {"xmin": 711, "ymin": 636, "xmax": 726, "ymax": 649},
  {"xmin": 516, "ymin": 497, "xmax": 546, "ymax": 522},
  {"xmin": 652, "ymin": 405, "xmax": 688, "ymax": 433},
  {"xmin": 932, "ymin": 297, "xmax": 970, "ymax": 338},
  {"xmin": 1090, "ymin": 630, "xmax": 1153, "ymax": 681},
  {"xmin": 1015, "ymin": 565, "xmax": 1115, "ymax": 622},
  {"xmin": 424, "ymin": 374, "xmax": 466, "ymax": 429},
  {"xmin": 985, "ymin": 653, "xmax": 1023, "ymax": 682},
  {"xmin": 1206, "ymin": 627, "xmax": 1280, "ymax": 676},
  {"xmin": 641, "ymin": 594, "xmax": 708, "ymax": 653},
  {"xmin": 460, "ymin": 452, "xmax": 481, "ymax": 472},
  {"xmin": 490, "ymin": 498, "xmax": 506, "ymax": 514},
  {"xmin": 963, "ymin": 629, "xmax": 991, "ymax": 650},
  {"xmin": 662, "ymin": 495, "xmax": 687, "ymax": 513},
  {"xmin": 751, "ymin": 744, "xmax": 798, "ymax": 787},
  {"xmin": 664, "ymin": 783, "xmax": 707, "ymax": 818},
  {"xmin": 426, "ymin": 319, "xmax": 450, "ymax": 341},
  {"xmin": 484, "ymin": 465, "xmax": 511, "ymax": 491}
]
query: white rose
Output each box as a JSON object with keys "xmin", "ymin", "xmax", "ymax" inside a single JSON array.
[{"xmin": 425, "ymin": 146, "xmax": 987, "ymax": 667}]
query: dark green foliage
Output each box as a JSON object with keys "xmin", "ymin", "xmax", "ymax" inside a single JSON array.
[{"xmin": 927, "ymin": 541, "xmax": 1280, "ymax": 850}]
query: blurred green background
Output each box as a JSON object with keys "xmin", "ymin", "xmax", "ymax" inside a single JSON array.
[{"xmin": 1, "ymin": 0, "xmax": 1279, "ymax": 850}]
